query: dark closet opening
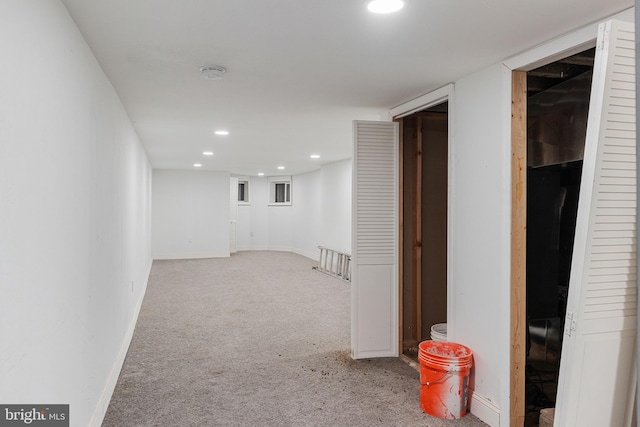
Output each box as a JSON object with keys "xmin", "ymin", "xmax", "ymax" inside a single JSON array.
[
  {"xmin": 399, "ymin": 102, "xmax": 448, "ymax": 359},
  {"xmin": 524, "ymin": 48, "xmax": 594, "ymax": 426}
]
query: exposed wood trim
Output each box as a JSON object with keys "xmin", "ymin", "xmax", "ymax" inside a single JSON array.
[
  {"xmin": 399, "ymin": 353, "xmax": 421, "ymax": 372},
  {"xmin": 402, "ymin": 338, "xmax": 419, "ymax": 350},
  {"xmin": 416, "ymin": 117, "xmax": 423, "ymax": 343},
  {"xmin": 408, "ymin": 112, "xmax": 449, "ymax": 120},
  {"xmin": 510, "ymin": 70, "xmax": 527, "ymax": 427}
]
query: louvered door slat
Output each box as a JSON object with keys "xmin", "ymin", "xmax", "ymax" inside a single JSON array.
[
  {"xmin": 554, "ymin": 20, "xmax": 636, "ymax": 427},
  {"xmin": 351, "ymin": 120, "xmax": 398, "ymax": 359}
]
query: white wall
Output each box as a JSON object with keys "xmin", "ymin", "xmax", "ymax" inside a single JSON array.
[
  {"xmin": 267, "ymin": 204, "xmax": 295, "ymax": 251},
  {"xmin": 449, "ymin": 63, "xmax": 512, "ymax": 425},
  {"xmin": 0, "ymin": 2, "xmax": 152, "ymax": 427},
  {"xmin": 234, "ymin": 161, "xmax": 351, "ymax": 259},
  {"xmin": 236, "ymin": 201, "xmax": 253, "ymax": 249},
  {"xmin": 292, "ymin": 170, "xmax": 321, "ymax": 259},
  {"xmin": 152, "ymin": 170, "xmax": 230, "ymax": 259},
  {"xmin": 451, "ymin": 13, "xmax": 636, "ymax": 425},
  {"xmin": 319, "ymin": 159, "xmax": 352, "ymax": 254},
  {"xmin": 235, "ymin": 176, "xmax": 269, "ymax": 251}
]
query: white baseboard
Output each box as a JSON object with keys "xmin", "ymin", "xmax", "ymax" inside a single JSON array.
[
  {"xmin": 89, "ymin": 260, "xmax": 152, "ymax": 427},
  {"xmin": 290, "ymin": 248, "xmax": 317, "ymax": 261},
  {"xmin": 266, "ymin": 245, "xmax": 316, "ymax": 259},
  {"xmin": 153, "ymin": 251, "xmax": 230, "ymax": 260},
  {"xmin": 267, "ymin": 245, "xmax": 294, "ymax": 253},
  {"xmin": 352, "ymin": 350, "xmax": 399, "ymax": 359},
  {"xmin": 235, "ymin": 247, "xmax": 317, "ymax": 261},
  {"xmin": 469, "ymin": 389, "xmax": 501, "ymax": 427},
  {"xmin": 236, "ymin": 245, "xmax": 268, "ymax": 251}
]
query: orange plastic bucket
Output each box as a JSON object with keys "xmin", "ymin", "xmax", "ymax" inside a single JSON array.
[{"xmin": 418, "ymin": 340, "xmax": 473, "ymax": 419}]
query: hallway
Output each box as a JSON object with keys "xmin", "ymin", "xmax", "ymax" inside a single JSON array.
[{"xmin": 102, "ymin": 251, "xmax": 487, "ymax": 426}]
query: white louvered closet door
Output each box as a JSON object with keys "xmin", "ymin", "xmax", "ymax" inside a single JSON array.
[
  {"xmin": 351, "ymin": 120, "xmax": 399, "ymax": 359},
  {"xmin": 554, "ymin": 19, "xmax": 636, "ymax": 427}
]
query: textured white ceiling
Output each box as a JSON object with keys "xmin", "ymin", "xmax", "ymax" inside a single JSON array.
[{"xmin": 61, "ymin": 0, "xmax": 632, "ymax": 176}]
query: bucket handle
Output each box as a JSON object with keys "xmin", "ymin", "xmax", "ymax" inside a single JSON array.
[{"xmin": 420, "ymin": 371, "xmax": 452, "ymax": 386}]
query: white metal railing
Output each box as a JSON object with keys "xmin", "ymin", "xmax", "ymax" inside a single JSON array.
[{"xmin": 314, "ymin": 246, "xmax": 351, "ymax": 282}]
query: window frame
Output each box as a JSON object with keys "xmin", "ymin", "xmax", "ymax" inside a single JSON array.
[
  {"xmin": 237, "ymin": 178, "xmax": 250, "ymax": 205},
  {"xmin": 268, "ymin": 176, "xmax": 292, "ymax": 206}
]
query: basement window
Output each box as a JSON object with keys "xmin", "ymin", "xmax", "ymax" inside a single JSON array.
[
  {"xmin": 238, "ymin": 180, "xmax": 249, "ymax": 204},
  {"xmin": 268, "ymin": 176, "xmax": 292, "ymax": 206}
]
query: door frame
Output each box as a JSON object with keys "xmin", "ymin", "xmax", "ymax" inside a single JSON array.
[
  {"xmin": 390, "ymin": 84, "xmax": 454, "ymax": 352},
  {"xmin": 510, "ymin": 70, "xmax": 527, "ymax": 427},
  {"xmin": 506, "ymin": 22, "xmax": 605, "ymax": 426}
]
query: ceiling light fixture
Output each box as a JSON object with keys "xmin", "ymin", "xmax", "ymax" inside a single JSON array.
[
  {"xmin": 258, "ymin": 172, "xmax": 265, "ymax": 176},
  {"xmin": 310, "ymin": 154, "xmax": 320, "ymax": 159},
  {"xmin": 367, "ymin": 0, "xmax": 404, "ymax": 13},
  {"xmin": 200, "ymin": 66, "xmax": 226, "ymax": 80},
  {"xmin": 203, "ymin": 151, "xmax": 214, "ymax": 156},
  {"xmin": 194, "ymin": 163, "xmax": 202, "ymax": 167},
  {"xmin": 277, "ymin": 166, "xmax": 285, "ymax": 170},
  {"xmin": 214, "ymin": 130, "xmax": 229, "ymax": 136}
]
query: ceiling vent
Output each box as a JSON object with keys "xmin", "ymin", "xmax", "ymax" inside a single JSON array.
[{"xmin": 200, "ymin": 66, "xmax": 226, "ymax": 80}]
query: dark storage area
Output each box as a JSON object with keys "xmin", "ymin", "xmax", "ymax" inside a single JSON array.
[{"xmin": 524, "ymin": 48, "xmax": 594, "ymax": 426}]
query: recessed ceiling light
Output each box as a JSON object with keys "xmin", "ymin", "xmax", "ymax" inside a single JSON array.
[
  {"xmin": 194, "ymin": 163, "xmax": 202, "ymax": 167},
  {"xmin": 214, "ymin": 130, "xmax": 229, "ymax": 136},
  {"xmin": 203, "ymin": 151, "xmax": 214, "ymax": 156},
  {"xmin": 258, "ymin": 172, "xmax": 265, "ymax": 176},
  {"xmin": 367, "ymin": 0, "xmax": 404, "ymax": 13},
  {"xmin": 310, "ymin": 154, "xmax": 320, "ymax": 159},
  {"xmin": 277, "ymin": 166, "xmax": 285, "ymax": 170},
  {"xmin": 200, "ymin": 66, "xmax": 226, "ymax": 80}
]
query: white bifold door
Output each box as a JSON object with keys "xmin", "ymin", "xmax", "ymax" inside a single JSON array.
[
  {"xmin": 554, "ymin": 19, "xmax": 636, "ymax": 427},
  {"xmin": 351, "ymin": 120, "xmax": 399, "ymax": 359}
]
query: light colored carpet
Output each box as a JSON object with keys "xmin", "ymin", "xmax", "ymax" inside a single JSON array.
[{"xmin": 102, "ymin": 251, "xmax": 488, "ymax": 427}]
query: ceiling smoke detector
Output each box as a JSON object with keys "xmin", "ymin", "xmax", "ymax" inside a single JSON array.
[{"xmin": 200, "ymin": 66, "xmax": 226, "ymax": 80}]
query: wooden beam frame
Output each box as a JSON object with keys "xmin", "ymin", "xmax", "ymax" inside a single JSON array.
[
  {"xmin": 415, "ymin": 116, "xmax": 423, "ymax": 343},
  {"xmin": 511, "ymin": 70, "xmax": 527, "ymax": 427}
]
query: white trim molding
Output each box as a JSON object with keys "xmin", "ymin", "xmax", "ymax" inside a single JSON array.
[
  {"xmin": 469, "ymin": 389, "xmax": 501, "ymax": 427},
  {"xmin": 503, "ymin": 7, "xmax": 633, "ymax": 71},
  {"xmin": 389, "ymin": 83, "xmax": 454, "ymax": 119},
  {"xmin": 89, "ymin": 260, "xmax": 153, "ymax": 427}
]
